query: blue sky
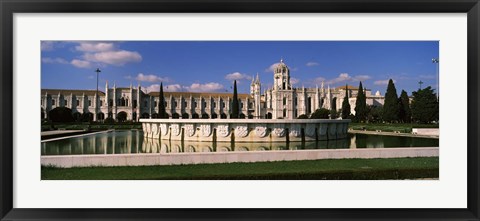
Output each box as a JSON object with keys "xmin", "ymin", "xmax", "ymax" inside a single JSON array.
[{"xmin": 41, "ymin": 41, "xmax": 439, "ymax": 95}]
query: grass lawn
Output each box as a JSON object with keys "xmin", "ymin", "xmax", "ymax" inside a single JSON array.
[
  {"xmin": 42, "ymin": 157, "xmax": 438, "ymax": 180},
  {"xmin": 349, "ymin": 123, "xmax": 439, "ymax": 133}
]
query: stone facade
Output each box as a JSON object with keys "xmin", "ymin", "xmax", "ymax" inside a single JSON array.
[{"xmin": 41, "ymin": 60, "xmax": 385, "ymax": 121}]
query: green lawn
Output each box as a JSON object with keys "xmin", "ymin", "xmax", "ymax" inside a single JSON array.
[
  {"xmin": 349, "ymin": 123, "xmax": 439, "ymax": 133},
  {"xmin": 42, "ymin": 157, "xmax": 439, "ymax": 180}
]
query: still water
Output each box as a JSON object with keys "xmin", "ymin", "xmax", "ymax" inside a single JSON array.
[{"xmin": 41, "ymin": 130, "xmax": 439, "ymax": 156}]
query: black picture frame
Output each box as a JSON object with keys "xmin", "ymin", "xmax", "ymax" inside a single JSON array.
[{"xmin": 1, "ymin": 0, "xmax": 479, "ymax": 220}]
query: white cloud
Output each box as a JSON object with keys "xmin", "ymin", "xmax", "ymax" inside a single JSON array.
[
  {"xmin": 41, "ymin": 41, "xmax": 54, "ymax": 51},
  {"xmin": 75, "ymin": 42, "xmax": 115, "ymax": 52},
  {"xmin": 265, "ymin": 62, "xmax": 280, "ymax": 72},
  {"xmin": 354, "ymin": 75, "xmax": 371, "ymax": 81},
  {"xmin": 142, "ymin": 84, "xmax": 182, "ymax": 93},
  {"xmin": 135, "ymin": 73, "xmax": 170, "ymax": 83},
  {"xmin": 326, "ymin": 73, "xmax": 351, "ymax": 84},
  {"xmin": 374, "ymin": 79, "xmax": 396, "ymax": 86},
  {"xmin": 142, "ymin": 83, "xmax": 224, "ymax": 93},
  {"xmin": 185, "ymin": 82, "xmax": 224, "ymax": 92},
  {"xmin": 325, "ymin": 73, "xmax": 371, "ymax": 85},
  {"xmin": 306, "ymin": 62, "xmax": 319, "ymax": 67},
  {"xmin": 290, "ymin": 78, "xmax": 300, "ymax": 85},
  {"xmin": 42, "ymin": 57, "xmax": 68, "ymax": 64},
  {"xmin": 165, "ymin": 84, "xmax": 183, "ymax": 92},
  {"xmin": 225, "ymin": 72, "xmax": 252, "ymax": 81},
  {"xmin": 313, "ymin": 77, "xmax": 326, "ymax": 85},
  {"xmin": 84, "ymin": 50, "xmax": 142, "ymax": 66},
  {"xmin": 70, "ymin": 59, "xmax": 92, "ymax": 68}
]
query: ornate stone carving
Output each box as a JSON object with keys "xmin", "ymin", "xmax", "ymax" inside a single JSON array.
[
  {"xmin": 160, "ymin": 124, "xmax": 168, "ymax": 136},
  {"xmin": 171, "ymin": 124, "xmax": 180, "ymax": 136},
  {"xmin": 289, "ymin": 124, "xmax": 301, "ymax": 137},
  {"xmin": 305, "ymin": 124, "xmax": 316, "ymax": 137},
  {"xmin": 151, "ymin": 124, "xmax": 158, "ymax": 137},
  {"xmin": 216, "ymin": 124, "xmax": 229, "ymax": 137},
  {"xmin": 235, "ymin": 124, "xmax": 249, "ymax": 138},
  {"xmin": 255, "ymin": 124, "xmax": 267, "ymax": 138},
  {"xmin": 318, "ymin": 124, "xmax": 328, "ymax": 136},
  {"xmin": 185, "ymin": 124, "xmax": 195, "ymax": 137},
  {"xmin": 273, "ymin": 124, "xmax": 285, "ymax": 137},
  {"xmin": 145, "ymin": 123, "xmax": 151, "ymax": 134},
  {"xmin": 200, "ymin": 124, "xmax": 212, "ymax": 137}
]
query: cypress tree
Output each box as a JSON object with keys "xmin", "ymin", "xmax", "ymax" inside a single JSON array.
[
  {"xmin": 354, "ymin": 81, "xmax": 367, "ymax": 122},
  {"xmin": 383, "ymin": 79, "xmax": 399, "ymax": 123},
  {"xmin": 231, "ymin": 80, "xmax": 239, "ymax": 119},
  {"xmin": 398, "ymin": 90, "xmax": 411, "ymax": 123},
  {"xmin": 341, "ymin": 84, "xmax": 351, "ymax": 119},
  {"xmin": 158, "ymin": 82, "xmax": 167, "ymax": 119}
]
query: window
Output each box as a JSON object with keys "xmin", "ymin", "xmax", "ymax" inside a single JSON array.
[
  {"xmin": 52, "ymin": 99, "xmax": 56, "ymax": 105},
  {"xmin": 194, "ymin": 101, "xmax": 197, "ymax": 108},
  {"xmin": 174, "ymin": 101, "xmax": 177, "ymax": 108},
  {"xmin": 184, "ymin": 101, "xmax": 188, "ymax": 108},
  {"xmin": 222, "ymin": 102, "xmax": 225, "ymax": 108},
  {"xmin": 88, "ymin": 100, "xmax": 92, "ymax": 107},
  {"xmin": 77, "ymin": 99, "xmax": 80, "ymax": 106},
  {"xmin": 283, "ymin": 97, "xmax": 287, "ymax": 105},
  {"xmin": 240, "ymin": 102, "xmax": 243, "ymax": 109},
  {"xmin": 133, "ymin": 100, "xmax": 137, "ymax": 108},
  {"xmin": 154, "ymin": 101, "xmax": 157, "ymax": 107},
  {"xmin": 64, "ymin": 100, "xmax": 68, "ymax": 106},
  {"xmin": 100, "ymin": 100, "xmax": 103, "ymax": 106},
  {"xmin": 165, "ymin": 101, "xmax": 168, "ymax": 108},
  {"xmin": 213, "ymin": 102, "xmax": 216, "ymax": 108}
]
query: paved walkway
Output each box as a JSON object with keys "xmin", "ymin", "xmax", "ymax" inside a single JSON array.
[
  {"xmin": 349, "ymin": 130, "xmax": 439, "ymax": 139},
  {"xmin": 41, "ymin": 130, "xmax": 84, "ymax": 136}
]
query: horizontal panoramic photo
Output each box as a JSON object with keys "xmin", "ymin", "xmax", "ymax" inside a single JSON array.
[{"xmin": 40, "ymin": 41, "xmax": 439, "ymax": 180}]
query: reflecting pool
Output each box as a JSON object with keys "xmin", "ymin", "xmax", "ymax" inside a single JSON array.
[{"xmin": 41, "ymin": 130, "xmax": 439, "ymax": 156}]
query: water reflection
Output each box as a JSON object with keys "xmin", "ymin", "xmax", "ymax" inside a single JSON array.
[{"xmin": 41, "ymin": 130, "xmax": 439, "ymax": 156}]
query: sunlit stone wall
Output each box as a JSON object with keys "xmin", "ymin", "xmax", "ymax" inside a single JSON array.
[{"xmin": 139, "ymin": 119, "xmax": 350, "ymax": 142}]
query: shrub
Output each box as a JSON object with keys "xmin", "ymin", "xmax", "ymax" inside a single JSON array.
[
  {"xmin": 310, "ymin": 108, "xmax": 330, "ymax": 119},
  {"xmin": 48, "ymin": 107, "xmax": 74, "ymax": 123},
  {"xmin": 297, "ymin": 114, "xmax": 309, "ymax": 119},
  {"xmin": 104, "ymin": 117, "xmax": 115, "ymax": 124}
]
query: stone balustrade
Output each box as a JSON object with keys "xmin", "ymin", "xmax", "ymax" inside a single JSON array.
[{"xmin": 139, "ymin": 119, "xmax": 350, "ymax": 142}]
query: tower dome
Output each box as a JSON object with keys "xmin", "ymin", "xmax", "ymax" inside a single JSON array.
[{"xmin": 274, "ymin": 58, "xmax": 288, "ymax": 73}]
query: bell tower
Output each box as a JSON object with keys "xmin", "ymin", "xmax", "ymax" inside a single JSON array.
[{"xmin": 273, "ymin": 58, "xmax": 290, "ymax": 91}]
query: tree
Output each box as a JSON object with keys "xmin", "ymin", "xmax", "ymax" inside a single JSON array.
[
  {"xmin": 231, "ymin": 80, "xmax": 239, "ymax": 119},
  {"xmin": 367, "ymin": 105, "xmax": 383, "ymax": 123},
  {"xmin": 48, "ymin": 107, "xmax": 74, "ymax": 123},
  {"xmin": 341, "ymin": 84, "xmax": 351, "ymax": 119},
  {"xmin": 411, "ymin": 86, "xmax": 439, "ymax": 123},
  {"xmin": 330, "ymin": 109, "xmax": 338, "ymax": 119},
  {"xmin": 158, "ymin": 82, "xmax": 168, "ymax": 119},
  {"xmin": 297, "ymin": 114, "xmax": 309, "ymax": 119},
  {"xmin": 310, "ymin": 108, "xmax": 330, "ymax": 119},
  {"xmin": 398, "ymin": 90, "xmax": 412, "ymax": 123},
  {"xmin": 383, "ymin": 79, "xmax": 399, "ymax": 123},
  {"xmin": 354, "ymin": 81, "xmax": 367, "ymax": 122}
]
